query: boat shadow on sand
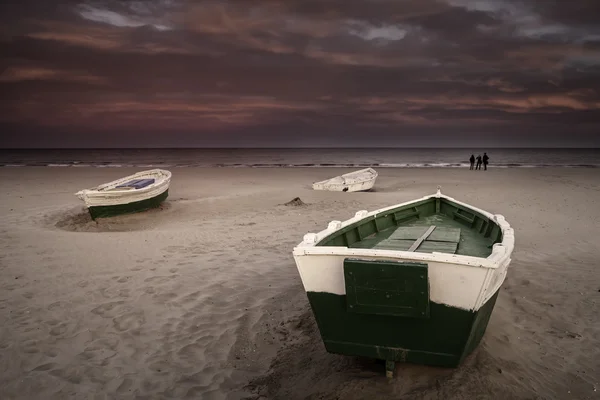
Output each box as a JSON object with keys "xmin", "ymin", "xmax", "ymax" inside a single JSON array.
[
  {"xmin": 243, "ymin": 276, "xmax": 521, "ymax": 400},
  {"xmin": 244, "ymin": 305, "xmax": 508, "ymax": 400},
  {"xmin": 48, "ymin": 200, "xmax": 179, "ymax": 233}
]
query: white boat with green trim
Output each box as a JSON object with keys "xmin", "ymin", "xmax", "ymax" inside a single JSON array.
[
  {"xmin": 75, "ymin": 169, "xmax": 171, "ymax": 220},
  {"xmin": 312, "ymin": 167, "xmax": 378, "ymax": 192},
  {"xmin": 292, "ymin": 187, "xmax": 514, "ymax": 377}
]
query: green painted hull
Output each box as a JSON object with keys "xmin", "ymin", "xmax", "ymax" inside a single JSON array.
[
  {"xmin": 88, "ymin": 189, "xmax": 168, "ymax": 220},
  {"xmin": 306, "ymin": 289, "xmax": 499, "ymax": 368}
]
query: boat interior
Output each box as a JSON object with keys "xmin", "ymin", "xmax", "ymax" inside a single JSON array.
[
  {"xmin": 115, "ymin": 178, "xmax": 156, "ymax": 189},
  {"xmin": 317, "ymin": 197, "xmax": 503, "ymax": 258},
  {"xmin": 101, "ymin": 178, "xmax": 156, "ymax": 191}
]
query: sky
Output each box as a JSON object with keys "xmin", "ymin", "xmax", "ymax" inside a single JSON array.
[{"xmin": 1, "ymin": 0, "xmax": 600, "ymax": 148}]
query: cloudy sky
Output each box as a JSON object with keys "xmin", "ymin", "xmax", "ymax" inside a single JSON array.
[{"xmin": 1, "ymin": 0, "xmax": 600, "ymax": 147}]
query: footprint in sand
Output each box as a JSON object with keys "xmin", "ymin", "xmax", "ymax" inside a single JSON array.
[
  {"xmin": 23, "ymin": 340, "xmax": 40, "ymax": 354},
  {"xmin": 142, "ymin": 378, "xmax": 161, "ymax": 392},
  {"xmin": 173, "ymin": 291, "xmax": 203, "ymax": 307},
  {"xmin": 49, "ymin": 323, "xmax": 69, "ymax": 337},
  {"xmin": 49, "ymin": 367, "xmax": 82, "ymax": 384},
  {"xmin": 81, "ymin": 337, "xmax": 119, "ymax": 363},
  {"xmin": 32, "ymin": 363, "xmax": 57, "ymax": 372},
  {"xmin": 144, "ymin": 275, "xmax": 178, "ymax": 284},
  {"xmin": 153, "ymin": 292, "xmax": 178, "ymax": 303},
  {"xmin": 44, "ymin": 349, "xmax": 59, "ymax": 358},
  {"xmin": 113, "ymin": 312, "xmax": 146, "ymax": 332},
  {"xmin": 3, "ymin": 283, "xmax": 21, "ymax": 291},
  {"xmin": 91, "ymin": 301, "xmax": 128, "ymax": 318},
  {"xmin": 116, "ymin": 377, "xmax": 134, "ymax": 394},
  {"xmin": 47, "ymin": 301, "xmax": 68, "ymax": 311},
  {"xmin": 164, "ymin": 245, "xmax": 187, "ymax": 254},
  {"xmin": 176, "ymin": 343, "xmax": 205, "ymax": 362},
  {"xmin": 79, "ymin": 344, "xmax": 117, "ymax": 362}
]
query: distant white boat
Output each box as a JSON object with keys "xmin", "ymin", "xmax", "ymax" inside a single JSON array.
[
  {"xmin": 75, "ymin": 169, "xmax": 171, "ymax": 219},
  {"xmin": 312, "ymin": 168, "xmax": 378, "ymax": 192}
]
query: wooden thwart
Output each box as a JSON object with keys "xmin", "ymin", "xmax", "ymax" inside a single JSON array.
[
  {"xmin": 353, "ymin": 225, "xmax": 462, "ymax": 254},
  {"xmin": 373, "ymin": 225, "xmax": 461, "ymax": 254},
  {"xmin": 389, "ymin": 226, "xmax": 460, "ymax": 243},
  {"xmin": 374, "ymin": 240, "xmax": 458, "ymax": 254},
  {"xmin": 407, "ymin": 225, "xmax": 437, "ymax": 252}
]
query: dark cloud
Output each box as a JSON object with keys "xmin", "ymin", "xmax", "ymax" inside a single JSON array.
[{"xmin": 1, "ymin": 0, "xmax": 599, "ymax": 147}]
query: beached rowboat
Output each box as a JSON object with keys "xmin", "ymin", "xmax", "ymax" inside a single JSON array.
[
  {"xmin": 312, "ymin": 168, "xmax": 378, "ymax": 192},
  {"xmin": 75, "ymin": 169, "xmax": 171, "ymax": 219},
  {"xmin": 292, "ymin": 187, "xmax": 514, "ymax": 376}
]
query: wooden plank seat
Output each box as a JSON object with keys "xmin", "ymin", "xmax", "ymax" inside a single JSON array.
[
  {"xmin": 374, "ymin": 225, "xmax": 461, "ymax": 254},
  {"xmin": 116, "ymin": 178, "xmax": 156, "ymax": 189}
]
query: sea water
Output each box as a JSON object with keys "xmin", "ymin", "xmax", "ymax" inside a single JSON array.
[{"xmin": 0, "ymin": 148, "xmax": 599, "ymax": 168}]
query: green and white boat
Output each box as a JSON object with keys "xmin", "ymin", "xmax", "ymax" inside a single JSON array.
[
  {"xmin": 75, "ymin": 169, "xmax": 171, "ymax": 220},
  {"xmin": 292, "ymin": 187, "xmax": 514, "ymax": 377}
]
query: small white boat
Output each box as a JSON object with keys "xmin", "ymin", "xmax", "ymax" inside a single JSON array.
[
  {"xmin": 312, "ymin": 168, "xmax": 378, "ymax": 192},
  {"xmin": 75, "ymin": 169, "xmax": 171, "ymax": 219}
]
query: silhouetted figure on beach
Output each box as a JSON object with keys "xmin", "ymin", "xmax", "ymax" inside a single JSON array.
[
  {"xmin": 475, "ymin": 155, "xmax": 482, "ymax": 170},
  {"xmin": 482, "ymin": 152, "xmax": 489, "ymax": 170},
  {"xmin": 469, "ymin": 154, "xmax": 475, "ymax": 170}
]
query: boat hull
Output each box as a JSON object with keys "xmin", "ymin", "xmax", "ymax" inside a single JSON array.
[
  {"xmin": 88, "ymin": 189, "xmax": 168, "ymax": 219},
  {"xmin": 306, "ymin": 288, "xmax": 499, "ymax": 368},
  {"xmin": 312, "ymin": 178, "xmax": 376, "ymax": 192}
]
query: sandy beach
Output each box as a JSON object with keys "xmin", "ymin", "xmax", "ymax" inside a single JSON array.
[{"xmin": 0, "ymin": 166, "xmax": 598, "ymax": 400}]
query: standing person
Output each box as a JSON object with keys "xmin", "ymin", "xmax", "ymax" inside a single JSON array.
[
  {"xmin": 476, "ymin": 154, "xmax": 482, "ymax": 170},
  {"xmin": 469, "ymin": 154, "xmax": 475, "ymax": 170},
  {"xmin": 482, "ymin": 152, "xmax": 489, "ymax": 170}
]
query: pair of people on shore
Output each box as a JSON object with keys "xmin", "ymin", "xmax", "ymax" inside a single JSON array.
[{"xmin": 469, "ymin": 153, "xmax": 489, "ymax": 170}]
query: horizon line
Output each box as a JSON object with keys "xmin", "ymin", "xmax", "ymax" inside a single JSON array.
[{"xmin": 1, "ymin": 146, "xmax": 600, "ymax": 150}]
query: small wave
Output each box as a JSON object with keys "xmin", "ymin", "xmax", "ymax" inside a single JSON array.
[{"xmin": 566, "ymin": 164, "xmax": 599, "ymax": 168}]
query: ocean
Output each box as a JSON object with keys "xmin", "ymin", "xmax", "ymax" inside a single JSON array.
[{"xmin": 0, "ymin": 148, "xmax": 599, "ymax": 168}]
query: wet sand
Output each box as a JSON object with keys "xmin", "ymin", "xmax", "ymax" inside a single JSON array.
[{"xmin": 0, "ymin": 167, "xmax": 598, "ymax": 400}]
